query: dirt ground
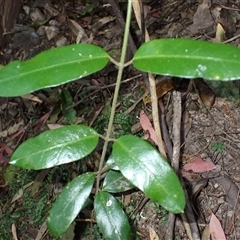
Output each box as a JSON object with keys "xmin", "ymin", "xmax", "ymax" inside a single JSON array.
[{"xmin": 1, "ymin": 0, "xmax": 240, "ymax": 239}]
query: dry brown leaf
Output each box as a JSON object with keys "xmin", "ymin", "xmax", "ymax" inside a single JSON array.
[
  {"xmin": 0, "ymin": 121, "xmax": 24, "ymax": 138},
  {"xmin": 215, "ymin": 23, "xmax": 226, "ymax": 42},
  {"xmin": 183, "ymin": 157, "xmax": 216, "ymax": 173},
  {"xmin": 187, "ymin": 0, "xmax": 213, "ymax": 34},
  {"xmin": 11, "ymin": 182, "xmax": 33, "ymax": 203},
  {"xmin": 196, "ymin": 80, "xmax": 216, "ymax": 108},
  {"xmin": 143, "ymin": 78, "xmax": 174, "ymax": 105},
  {"xmin": 68, "ymin": 19, "xmax": 88, "ymax": 43},
  {"xmin": 202, "ymin": 224, "xmax": 211, "ymax": 240},
  {"xmin": 11, "ymin": 223, "xmax": 18, "ymax": 240},
  {"xmin": 21, "ymin": 94, "xmax": 42, "ymax": 103},
  {"xmin": 148, "ymin": 226, "xmax": 160, "ymax": 240},
  {"xmin": 35, "ymin": 219, "xmax": 48, "ymax": 240},
  {"xmin": 209, "ymin": 213, "xmax": 226, "ymax": 240},
  {"xmin": 140, "ymin": 110, "xmax": 157, "ymax": 144}
]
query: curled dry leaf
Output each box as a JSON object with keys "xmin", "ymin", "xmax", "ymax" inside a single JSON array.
[
  {"xmin": 68, "ymin": 19, "xmax": 88, "ymax": 43},
  {"xmin": 215, "ymin": 23, "xmax": 226, "ymax": 42},
  {"xmin": 196, "ymin": 79, "xmax": 215, "ymax": 108},
  {"xmin": 143, "ymin": 78, "xmax": 174, "ymax": 105}
]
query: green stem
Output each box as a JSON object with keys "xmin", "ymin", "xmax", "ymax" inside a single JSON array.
[{"xmin": 95, "ymin": 0, "xmax": 133, "ymax": 194}]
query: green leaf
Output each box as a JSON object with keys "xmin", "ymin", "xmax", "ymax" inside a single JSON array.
[
  {"xmin": 0, "ymin": 44, "xmax": 109, "ymax": 97},
  {"xmin": 61, "ymin": 89, "xmax": 77, "ymax": 124},
  {"xmin": 94, "ymin": 191, "xmax": 131, "ymax": 240},
  {"xmin": 112, "ymin": 135, "xmax": 185, "ymax": 213},
  {"xmin": 105, "ymin": 154, "xmax": 119, "ymax": 171},
  {"xmin": 211, "ymin": 142, "xmax": 225, "ymax": 153},
  {"xmin": 133, "ymin": 38, "xmax": 240, "ymax": 80},
  {"xmin": 10, "ymin": 125, "xmax": 98, "ymax": 170},
  {"xmin": 48, "ymin": 172, "xmax": 95, "ymax": 237},
  {"xmin": 102, "ymin": 170, "xmax": 135, "ymax": 193}
]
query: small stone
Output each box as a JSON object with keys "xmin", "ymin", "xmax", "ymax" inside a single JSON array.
[
  {"xmin": 227, "ymin": 211, "xmax": 233, "ymax": 217},
  {"xmin": 45, "ymin": 26, "xmax": 59, "ymax": 40},
  {"xmin": 49, "ymin": 20, "xmax": 61, "ymax": 27},
  {"xmin": 56, "ymin": 37, "xmax": 69, "ymax": 47},
  {"xmin": 218, "ymin": 197, "xmax": 225, "ymax": 204},
  {"xmin": 30, "ymin": 8, "xmax": 45, "ymax": 22},
  {"xmin": 37, "ymin": 26, "xmax": 46, "ymax": 36}
]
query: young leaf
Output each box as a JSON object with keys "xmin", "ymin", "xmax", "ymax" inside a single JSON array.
[
  {"xmin": 102, "ymin": 170, "xmax": 135, "ymax": 193},
  {"xmin": 112, "ymin": 135, "xmax": 185, "ymax": 213},
  {"xmin": 0, "ymin": 44, "xmax": 109, "ymax": 97},
  {"xmin": 10, "ymin": 125, "xmax": 98, "ymax": 170},
  {"xmin": 133, "ymin": 38, "xmax": 240, "ymax": 80},
  {"xmin": 47, "ymin": 172, "xmax": 95, "ymax": 237},
  {"xmin": 94, "ymin": 191, "xmax": 131, "ymax": 240}
]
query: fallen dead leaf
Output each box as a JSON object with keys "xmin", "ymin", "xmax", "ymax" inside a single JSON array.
[
  {"xmin": 69, "ymin": 19, "xmax": 88, "ymax": 43},
  {"xmin": 11, "ymin": 223, "xmax": 18, "ymax": 240},
  {"xmin": 187, "ymin": 0, "xmax": 214, "ymax": 34},
  {"xmin": 0, "ymin": 121, "xmax": 24, "ymax": 138},
  {"xmin": 202, "ymin": 224, "xmax": 211, "ymax": 240},
  {"xmin": 148, "ymin": 226, "xmax": 160, "ymax": 240},
  {"xmin": 140, "ymin": 110, "xmax": 157, "ymax": 144},
  {"xmin": 35, "ymin": 219, "xmax": 48, "ymax": 240},
  {"xmin": 183, "ymin": 157, "xmax": 216, "ymax": 173},
  {"xmin": 11, "ymin": 182, "xmax": 33, "ymax": 203},
  {"xmin": 215, "ymin": 23, "xmax": 226, "ymax": 42},
  {"xmin": 0, "ymin": 142, "xmax": 13, "ymax": 155},
  {"xmin": 209, "ymin": 212, "xmax": 226, "ymax": 240},
  {"xmin": 213, "ymin": 175, "xmax": 239, "ymax": 207}
]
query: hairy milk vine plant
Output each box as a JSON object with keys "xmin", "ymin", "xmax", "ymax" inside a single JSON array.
[{"xmin": 1, "ymin": 0, "xmax": 240, "ymax": 238}]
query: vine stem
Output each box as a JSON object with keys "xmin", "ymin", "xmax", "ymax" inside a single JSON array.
[{"xmin": 95, "ymin": 0, "xmax": 133, "ymax": 194}]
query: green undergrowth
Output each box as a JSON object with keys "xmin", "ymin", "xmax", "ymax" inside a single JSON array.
[{"xmin": 0, "ymin": 168, "xmax": 48, "ymax": 239}]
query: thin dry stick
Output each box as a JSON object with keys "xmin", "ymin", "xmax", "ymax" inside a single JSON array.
[
  {"xmin": 171, "ymin": 91, "xmax": 181, "ymax": 172},
  {"xmin": 148, "ymin": 74, "xmax": 166, "ymax": 157},
  {"xmin": 132, "ymin": 0, "xmax": 166, "ymax": 157},
  {"xmin": 166, "ymin": 91, "xmax": 182, "ymax": 240},
  {"xmin": 167, "ymin": 91, "xmax": 200, "ymax": 240}
]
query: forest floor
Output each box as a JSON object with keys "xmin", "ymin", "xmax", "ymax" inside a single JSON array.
[{"xmin": 1, "ymin": 0, "xmax": 240, "ymax": 239}]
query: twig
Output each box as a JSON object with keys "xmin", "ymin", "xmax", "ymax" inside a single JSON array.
[
  {"xmin": 132, "ymin": 0, "xmax": 166, "ymax": 157},
  {"xmin": 158, "ymin": 100, "xmax": 173, "ymax": 162},
  {"xmin": 223, "ymin": 33, "xmax": 240, "ymax": 43},
  {"xmin": 180, "ymin": 179, "xmax": 201, "ymax": 240},
  {"xmin": 166, "ymin": 91, "xmax": 182, "ymax": 240},
  {"xmin": 149, "ymin": 73, "xmax": 166, "ymax": 157}
]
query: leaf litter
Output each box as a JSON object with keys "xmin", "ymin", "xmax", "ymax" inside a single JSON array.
[{"xmin": 1, "ymin": 0, "xmax": 240, "ymax": 239}]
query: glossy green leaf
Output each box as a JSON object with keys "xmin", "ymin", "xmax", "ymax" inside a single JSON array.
[
  {"xmin": 10, "ymin": 125, "xmax": 98, "ymax": 170},
  {"xmin": 94, "ymin": 191, "xmax": 131, "ymax": 240},
  {"xmin": 105, "ymin": 154, "xmax": 119, "ymax": 171},
  {"xmin": 48, "ymin": 172, "xmax": 95, "ymax": 237},
  {"xmin": 133, "ymin": 38, "xmax": 240, "ymax": 80},
  {"xmin": 112, "ymin": 135, "xmax": 185, "ymax": 213},
  {"xmin": 102, "ymin": 170, "xmax": 135, "ymax": 193},
  {"xmin": 0, "ymin": 44, "xmax": 109, "ymax": 97},
  {"xmin": 61, "ymin": 89, "xmax": 76, "ymax": 124}
]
